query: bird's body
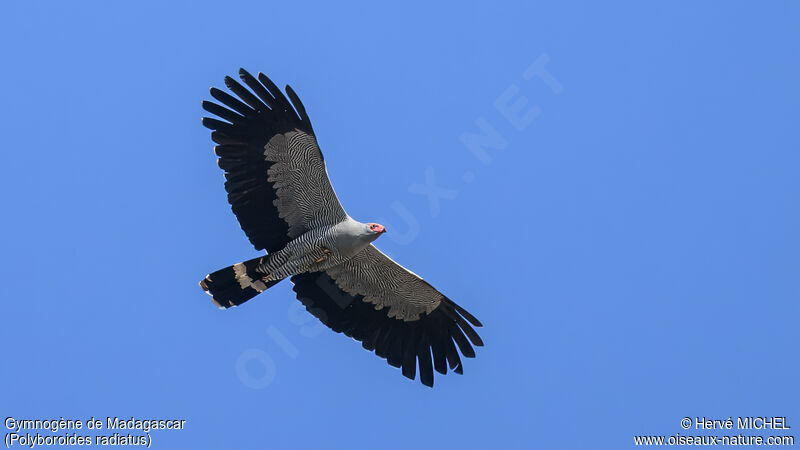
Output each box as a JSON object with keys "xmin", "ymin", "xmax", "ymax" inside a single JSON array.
[
  {"xmin": 240, "ymin": 218, "xmax": 383, "ymax": 283},
  {"xmin": 200, "ymin": 69, "xmax": 483, "ymax": 387}
]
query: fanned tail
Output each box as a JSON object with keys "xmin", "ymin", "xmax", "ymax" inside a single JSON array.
[{"xmin": 199, "ymin": 256, "xmax": 281, "ymax": 308}]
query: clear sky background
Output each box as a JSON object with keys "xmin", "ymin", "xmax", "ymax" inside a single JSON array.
[{"xmin": 1, "ymin": 2, "xmax": 798, "ymax": 449}]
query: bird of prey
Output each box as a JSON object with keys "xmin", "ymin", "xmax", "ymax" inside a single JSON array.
[{"xmin": 200, "ymin": 69, "xmax": 483, "ymax": 387}]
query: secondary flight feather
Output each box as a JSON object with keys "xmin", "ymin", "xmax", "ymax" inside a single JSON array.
[{"xmin": 200, "ymin": 69, "xmax": 483, "ymax": 387}]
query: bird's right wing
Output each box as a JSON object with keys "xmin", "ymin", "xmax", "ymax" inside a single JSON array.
[{"xmin": 202, "ymin": 69, "xmax": 347, "ymax": 253}]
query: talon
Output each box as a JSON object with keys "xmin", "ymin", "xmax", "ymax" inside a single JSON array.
[
  {"xmin": 323, "ymin": 247, "xmax": 331, "ymax": 254},
  {"xmin": 262, "ymin": 275, "xmax": 272, "ymax": 282},
  {"xmin": 315, "ymin": 257, "xmax": 325, "ymax": 263}
]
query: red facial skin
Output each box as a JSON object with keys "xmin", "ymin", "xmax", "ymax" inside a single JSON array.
[{"xmin": 368, "ymin": 223, "xmax": 387, "ymax": 234}]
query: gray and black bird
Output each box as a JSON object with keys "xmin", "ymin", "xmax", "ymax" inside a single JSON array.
[{"xmin": 200, "ymin": 69, "xmax": 483, "ymax": 387}]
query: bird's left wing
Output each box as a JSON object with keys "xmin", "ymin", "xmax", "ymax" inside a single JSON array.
[
  {"xmin": 291, "ymin": 245, "xmax": 483, "ymax": 387},
  {"xmin": 202, "ymin": 69, "xmax": 347, "ymax": 253}
]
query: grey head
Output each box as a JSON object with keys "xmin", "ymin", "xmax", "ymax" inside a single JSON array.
[
  {"xmin": 335, "ymin": 219, "xmax": 388, "ymax": 254},
  {"xmin": 364, "ymin": 222, "xmax": 387, "ymax": 243}
]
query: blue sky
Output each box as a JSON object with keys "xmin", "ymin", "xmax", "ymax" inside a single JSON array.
[{"xmin": 1, "ymin": 1, "xmax": 798, "ymax": 449}]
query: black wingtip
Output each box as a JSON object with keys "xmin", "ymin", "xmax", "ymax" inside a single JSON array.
[
  {"xmin": 290, "ymin": 271, "xmax": 483, "ymax": 389},
  {"xmin": 257, "ymin": 72, "xmax": 280, "ymax": 94},
  {"xmin": 445, "ymin": 297, "xmax": 483, "ymax": 327},
  {"xmin": 455, "ymin": 315, "xmax": 484, "ymax": 347},
  {"xmin": 257, "ymin": 72, "xmax": 274, "ymax": 84},
  {"xmin": 238, "ymin": 68, "xmax": 253, "ymax": 84},
  {"xmin": 238, "ymin": 68, "xmax": 257, "ymax": 85}
]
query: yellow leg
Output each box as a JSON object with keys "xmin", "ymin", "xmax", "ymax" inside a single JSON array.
[{"xmin": 315, "ymin": 247, "xmax": 332, "ymax": 263}]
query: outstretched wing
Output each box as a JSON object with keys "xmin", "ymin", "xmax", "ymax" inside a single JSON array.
[
  {"xmin": 202, "ymin": 69, "xmax": 347, "ymax": 253},
  {"xmin": 291, "ymin": 246, "xmax": 483, "ymax": 387}
]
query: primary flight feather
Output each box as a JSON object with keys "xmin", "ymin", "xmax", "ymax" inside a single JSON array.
[{"xmin": 200, "ymin": 69, "xmax": 483, "ymax": 387}]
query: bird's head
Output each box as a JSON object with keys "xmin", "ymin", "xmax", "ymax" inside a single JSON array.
[{"xmin": 367, "ymin": 222, "xmax": 387, "ymax": 238}]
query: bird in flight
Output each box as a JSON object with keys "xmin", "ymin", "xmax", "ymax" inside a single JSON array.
[{"xmin": 200, "ymin": 69, "xmax": 483, "ymax": 387}]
